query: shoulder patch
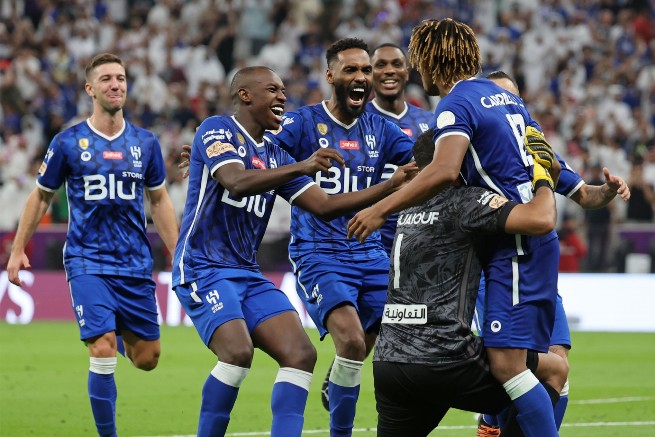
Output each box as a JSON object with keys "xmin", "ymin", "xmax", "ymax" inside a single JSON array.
[
  {"xmin": 489, "ymin": 195, "xmax": 509, "ymax": 209},
  {"xmin": 38, "ymin": 162, "xmax": 47, "ymax": 176},
  {"xmin": 436, "ymin": 110, "xmax": 456, "ymax": 129},
  {"xmin": 206, "ymin": 141, "xmax": 237, "ymax": 158}
]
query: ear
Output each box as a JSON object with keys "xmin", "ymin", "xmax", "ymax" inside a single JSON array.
[
  {"xmin": 238, "ymin": 88, "xmax": 251, "ymax": 104},
  {"xmin": 85, "ymin": 82, "xmax": 94, "ymax": 98},
  {"xmin": 326, "ymin": 68, "xmax": 334, "ymax": 85}
]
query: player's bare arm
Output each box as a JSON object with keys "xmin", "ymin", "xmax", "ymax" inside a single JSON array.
[
  {"xmin": 347, "ymin": 134, "xmax": 468, "ymax": 242},
  {"xmin": 214, "ymin": 148, "xmax": 344, "ymax": 198},
  {"xmin": 6, "ymin": 187, "xmax": 54, "ymax": 286},
  {"xmin": 571, "ymin": 167, "xmax": 630, "ymax": 208},
  {"xmin": 146, "ymin": 187, "xmax": 179, "ymax": 256},
  {"xmin": 294, "ymin": 162, "xmax": 418, "ymax": 221}
]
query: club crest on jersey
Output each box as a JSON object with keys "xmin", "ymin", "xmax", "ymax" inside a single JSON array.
[
  {"xmin": 317, "ymin": 123, "xmax": 328, "ymax": 135},
  {"xmin": 103, "ymin": 151, "xmax": 123, "ymax": 160},
  {"xmin": 419, "ymin": 123, "xmax": 429, "ymax": 133},
  {"xmin": 340, "ymin": 140, "xmax": 359, "ymax": 150},
  {"xmin": 130, "ymin": 145, "xmax": 142, "ymax": 168},
  {"xmin": 236, "ymin": 132, "xmax": 245, "ymax": 144},
  {"xmin": 206, "ymin": 141, "xmax": 237, "ymax": 158},
  {"xmin": 251, "ymin": 157, "xmax": 266, "ymax": 169},
  {"xmin": 365, "ymin": 135, "xmax": 378, "ymax": 158},
  {"xmin": 78, "ymin": 138, "xmax": 89, "ymax": 150}
]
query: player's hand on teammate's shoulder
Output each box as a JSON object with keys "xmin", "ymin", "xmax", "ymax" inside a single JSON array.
[
  {"xmin": 388, "ymin": 162, "xmax": 419, "ymax": 191},
  {"xmin": 604, "ymin": 167, "xmax": 631, "ymax": 201},
  {"xmin": 179, "ymin": 144, "xmax": 192, "ymax": 178},
  {"xmin": 301, "ymin": 148, "xmax": 345, "ymax": 175}
]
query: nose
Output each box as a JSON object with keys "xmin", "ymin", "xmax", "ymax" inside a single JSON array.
[{"xmin": 277, "ymin": 90, "xmax": 287, "ymax": 103}]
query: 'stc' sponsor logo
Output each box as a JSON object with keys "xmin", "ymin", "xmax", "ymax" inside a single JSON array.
[
  {"xmin": 339, "ymin": 140, "xmax": 359, "ymax": 150},
  {"xmin": 103, "ymin": 151, "xmax": 123, "ymax": 160}
]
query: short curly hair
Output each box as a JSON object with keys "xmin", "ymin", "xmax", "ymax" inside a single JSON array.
[
  {"xmin": 325, "ymin": 38, "xmax": 369, "ymax": 68},
  {"xmin": 408, "ymin": 18, "xmax": 481, "ymax": 89}
]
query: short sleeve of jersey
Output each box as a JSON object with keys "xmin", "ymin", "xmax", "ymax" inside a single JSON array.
[
  {"xmin": 555, "ymin": 154, "xmax": 584, "ymax": 197},
  {"xmin": 270, "ymin": 145, "xmax": 315, "ymax": 203},
  {"xmin": 194, "ymin": 116, "xmax": 244, "ymax": 176},
  {"xmin": 144, "ymin": 133, "xmax": 167, "ymax": 189},
  {"xmin": 37, "ymin": 135, "xmax": 67, "ymax": 191},
  {"xmin": 456, "ymin": 186, "xmax": 518, "ymax": 234},
  {"xmin": 270, "ymin": 112, "xmax": 304, "ymax": 155},
  {"xmin": 433, "ymin": 93, "xmax": 475, "ymax": 142}
]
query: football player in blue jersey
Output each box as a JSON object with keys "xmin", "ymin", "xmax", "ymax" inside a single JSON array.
[
  {"xmin": 6, "ymin": 53, "xmax": 179, "ymax": 437},
  {"xmin": 474, "ymin": 71, "xmax": 631, "ymax": 436},
  {"xmin": 268, "ymin": 38, "xmax": 415, "ymax": 436},
  {"xmin": 172, "ymin": 65, "xmax": 416, "ymax": 437},
  {"xmin": 348, "ymin": 19, "xmax": 563, "ymax": 436}
]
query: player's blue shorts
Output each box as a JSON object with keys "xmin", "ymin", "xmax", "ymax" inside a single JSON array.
[
  {"xmin": 482, "ymin": 237, "xmax": 559, "ymax": 352},
  {"xmin": 475, "ymin": 280, "xmax": 571, "ymax": 349},
  {"xmin": 174, "ymin": 268, "xmax": 295, "ymax": 346},
  {"xmin": 293, "ymin": 254, "xmax": 389, "ymax": 340},
  {"xmin": 68, "ymin": 274, "xmax": 159, "ymax": 342}
]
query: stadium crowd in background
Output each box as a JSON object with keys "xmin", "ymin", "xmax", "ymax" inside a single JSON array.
[{"xmin": 0, "ymin": 0, "xmax": 654, "ymax": 272}]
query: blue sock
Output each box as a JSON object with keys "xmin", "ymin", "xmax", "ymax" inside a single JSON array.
[
  {"xmin": 328, "ymin": 356, "xmax": 363, "ymax": 437},
  {"xmin": 270, "ymin": 368, "xmax": 312, "ymax": 436},
  {"xmin": 503, "ymin": 370, "xmax": 558, "ymax": 437},
  {"xmin": 198, "ymin": 362, "xmax": 249, "ymax": 437},
  {"xmin": 554, "ymin": 380, "xmax": 570, "ymax": 430},
  {"xmin": 88, "ymin": 358, "xmax": 118, "ymax": 437},
  {"xmin": 115, "ymin": 334, "xmax": 125, "ymax": 358}
]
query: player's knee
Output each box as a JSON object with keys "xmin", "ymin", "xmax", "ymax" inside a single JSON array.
[
  {"xmin": 287, "ymin": 341, "xmax": 317, "ymax": 372},
  {"xmin": 336, "ymin": 335, "xmax": 367, "ymax": 361},
  {"xmin": 131, "ymin": 349, "xmax": 160, "ymax": 371},
  {"xmin": 221, "ymin": 344, "xmax": 255, "ymax": 368}
]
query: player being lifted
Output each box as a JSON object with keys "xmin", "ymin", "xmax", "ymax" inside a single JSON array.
[
  {"xmin": 6, "ymin": 53, "xmax": 179, "ymax": 437},
  {"xmin": 348, "ymin": 19, "xmax": 562, "ymax": 436},
  {"xmin": 171, "ymin": 66, "xmax": 416, "ymax": 437}
]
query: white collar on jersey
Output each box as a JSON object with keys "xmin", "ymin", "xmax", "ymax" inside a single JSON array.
[
  {"xmin": 86, "ymin": 118, "xmax": 126, "ymax": 141},
  {"xmin": 321, "ymin": 100, "xmax": 359, "ymax": 129},
  {"xmin": 231, "ymin": 115, "xmax": 266, "ymax": 148},
  {"xmin": 370, "ymin": 99, "xmax": 408, "ymax": 120}
]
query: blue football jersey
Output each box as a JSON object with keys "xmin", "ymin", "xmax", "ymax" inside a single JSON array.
[
  {"xmin": 37, "ymin": 119, "xmax": 167, "ymax": 280},
  {"xmin": 173, "ymin": 115, "xmax": 314, "ymax": 286},
  {"xmin": 554, "ymin": 154, "xmax": 584, "ymax": 198},
  {"xmin": 433, "ymin": 78, "xmax": 555, "ymax": 257},
  {"xmin": 269, "ymin": 102, "xmax": 414, "ymax": 262},
  {"xmin": 366, "ymin": 100, "xmax": 433, "ymax": 254}
]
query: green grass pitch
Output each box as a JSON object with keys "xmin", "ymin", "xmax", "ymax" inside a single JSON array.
[{"xmin": 1, "ymin": 323, "xmax": 653, "ymax": 436}]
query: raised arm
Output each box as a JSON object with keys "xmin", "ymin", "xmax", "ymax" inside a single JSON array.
[{"xmin": 570, "ymin": 167, "xmax": 630, "ymax": 209}]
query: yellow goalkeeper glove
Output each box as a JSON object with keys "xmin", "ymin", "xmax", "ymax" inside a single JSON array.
[
  {"xmin": 525, "ymin": 126, "xmax": 554, "ymax": 170},
  {"xmin": 532, "ymin": 161, "xmax": 554, "ymax": 191}
]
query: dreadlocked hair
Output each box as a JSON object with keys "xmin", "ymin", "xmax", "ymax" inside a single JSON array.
[{"xmin": 408, "ymin": 18, "xmax": 481, "ymax": 90}]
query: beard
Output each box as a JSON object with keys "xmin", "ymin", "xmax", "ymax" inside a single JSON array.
[{"xmin": 334, "ymin": 82, "xmax": 369, "ymax": 119}]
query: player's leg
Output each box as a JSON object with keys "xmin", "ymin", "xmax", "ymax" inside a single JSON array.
[
  {"xmin": 252, "ymin": 310, "xmax": 316, "ymax": 437},
  {"xmin": 70, "ymin": 275, "xmax": 121, "ymax": 437},
  {"xmin": 483, "ymin": 239, "xmax": 559, "ymax": 437},
  {"xmin": 374, "ymin": 361, "xmax": 448, "ymax": 437},
  {"xmin": 175, "ymin": 274, "xmax": 253, "ymax": 437},
  {"xmin": 114, "ymin": 276, "xmax": 161, "ymax": 371},
  {"xmin": 294, "ymin": 255, "xmax": 371, "ymax": 437},
  {"xmin": 549, "ymin": 293, "xmax": 572, "ymax": 429}
]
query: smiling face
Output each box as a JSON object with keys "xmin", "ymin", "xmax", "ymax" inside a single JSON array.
[
  {"xmin": 85, "ymin": 62, "xmax": 127, "ymax": 115},
  {"xmin": 327, "ymin": 48, "xmax": 372, "ymax": 119},
  {"xmin": 371, "ymin": 46, "xmax": 409, "ymax": 101},
  {"xmin": 241, "ymin": 68, "xmax": 287, "ymax": 132}
]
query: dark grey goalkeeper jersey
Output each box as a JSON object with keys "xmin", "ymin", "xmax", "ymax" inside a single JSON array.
[{"xmin": 374, "ymin": 185, "xmax": 518, "ymax": 366}]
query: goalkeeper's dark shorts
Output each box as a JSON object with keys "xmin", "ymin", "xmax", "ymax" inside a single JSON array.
[{"xmin": 374, "ymin": 358, "xmax": 510, "ymax": 437}]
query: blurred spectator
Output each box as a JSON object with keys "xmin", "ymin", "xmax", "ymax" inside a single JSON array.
[
  {"xmin": 558, "ymin": 213, "xmax": 588, "ymax": 273},
  {"xmin": 584, "ymin": 164, "xmax": 614, "ymax": 272},
  {"xmin": 626, "ymin": 161, "xmax": 655, "ymax": 222}
]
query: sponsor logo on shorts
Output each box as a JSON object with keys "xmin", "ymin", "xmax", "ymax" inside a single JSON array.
[{"xmin": 382, "ymin": 304, "xmax": 427, "ymax": 324}]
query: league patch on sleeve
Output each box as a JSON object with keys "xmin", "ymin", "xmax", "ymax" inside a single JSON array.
[
  {"xmin": 436, "ymin": 110, "xmax": 456, "ymax": 129},
  {"xmin": 489, "ymin": 195, "xmax": 509, "ymax": 209},
  {"xmin": 206, "ymin": 141, "xmax": 237, "ymax": 158},
  {"xmin": 38, "ymin": 162, "xmax": 47, "ymax": 176}
]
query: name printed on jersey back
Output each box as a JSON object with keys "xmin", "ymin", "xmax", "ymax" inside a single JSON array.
[
  {"xmin": 397, "ymin": 210, "xmax": 440, "ymax": 226},
  {"xmin": 480, "ymin": 92, "xmax": 523, "ymax": 109}
]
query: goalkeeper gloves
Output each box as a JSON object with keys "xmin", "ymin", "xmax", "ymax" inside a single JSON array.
[
  {"xmin": 525, "ymin": 126, "xmax": 554, "ymax": 170},
  {"xmin": 532, "ymin": 161, "xmax": 554, "ymax": 191}
]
